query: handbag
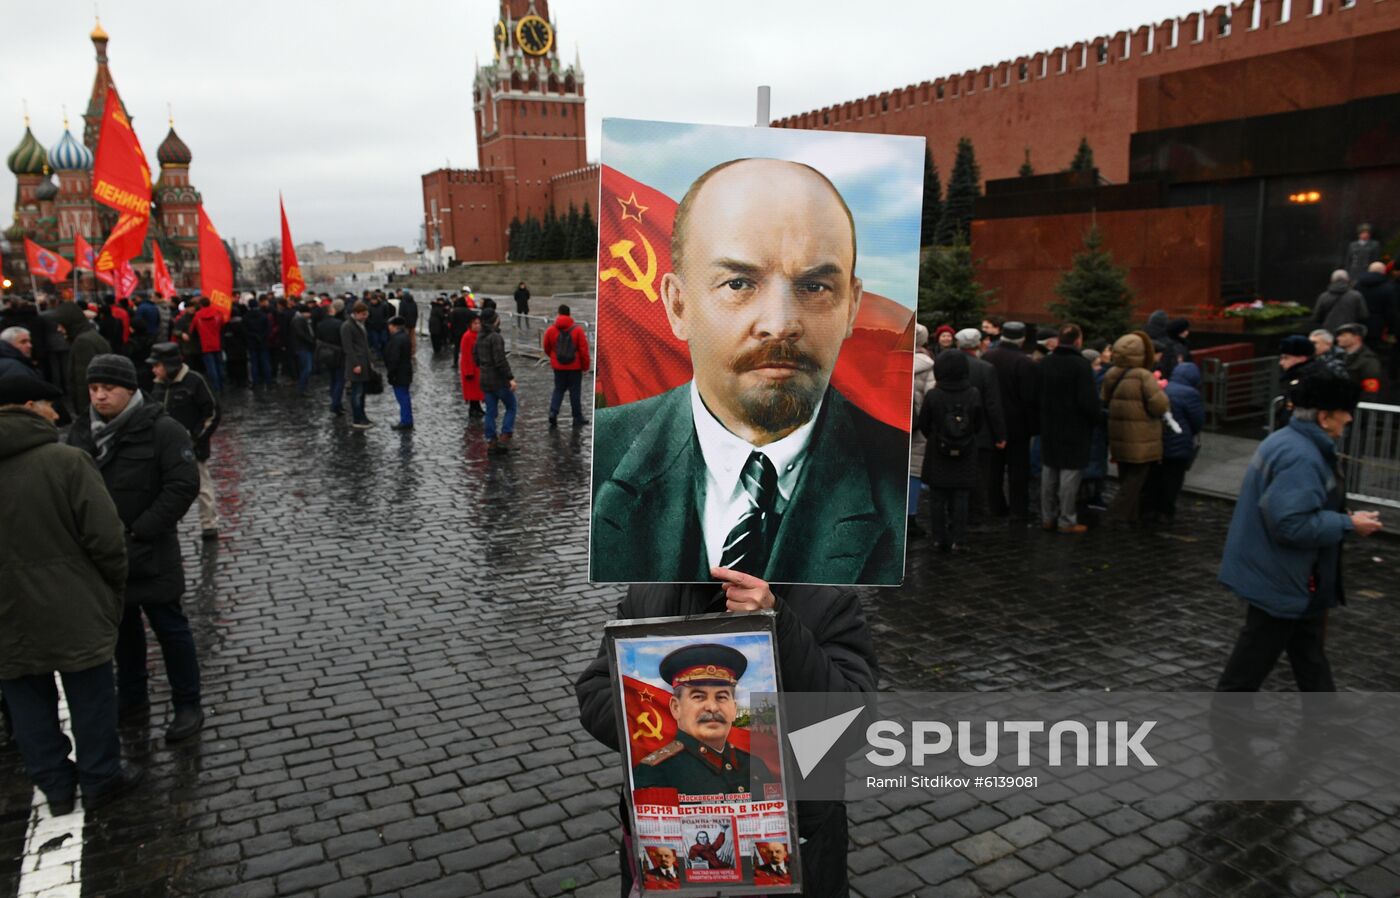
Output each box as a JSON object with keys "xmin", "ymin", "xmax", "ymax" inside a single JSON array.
[{"xmin": 366, "ymin": 368, "xmax": 384, "ymax": 395}]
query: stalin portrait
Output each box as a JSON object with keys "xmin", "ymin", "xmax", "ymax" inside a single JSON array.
[
  {"xmin": 590, "ymin": 157, "xmax": 908, "ymax": 586},
  {"xmin": 631, "ymin": 644, "xmax": 777, "ymax": 798}
]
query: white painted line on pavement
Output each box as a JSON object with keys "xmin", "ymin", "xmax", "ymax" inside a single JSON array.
[{"xmin": 15, "ymin": 678, "xmax": 83, "ymax": 898}]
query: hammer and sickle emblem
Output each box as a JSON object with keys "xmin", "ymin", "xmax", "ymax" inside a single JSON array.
[
  {"xmin": 599, "ymin": 230, "xmax": 659, "ymax": 302},
  {"xmin": 633, "ymin": 709, "xmax": 664, "ymax": 742}
]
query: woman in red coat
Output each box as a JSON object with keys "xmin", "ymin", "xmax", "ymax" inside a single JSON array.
[{"xmin": 459, "ymin": 317, "xmax": 485, "ymax": 418}]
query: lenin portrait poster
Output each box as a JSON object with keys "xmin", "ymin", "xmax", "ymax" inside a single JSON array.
[
  {"xmin": 589, "ymin": 118, "xmax": 923, "ymax": 587},
  {"xmin": 605, "ymin": 613, "xmax": 799, "ymax": 894}
]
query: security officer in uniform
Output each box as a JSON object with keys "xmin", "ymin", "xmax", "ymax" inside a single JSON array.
[{"xmin": 631, "ymin": 644, "xmax": 776, "ymax": 796}]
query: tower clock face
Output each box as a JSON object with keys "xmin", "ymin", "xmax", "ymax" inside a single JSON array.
[
  {"xmin": 516, "ymin": 14, "xmax": 553, "ymax": 56},
  {"xmin": 494, "ymin": 20, "xmax": 506, "ymax": 55}
]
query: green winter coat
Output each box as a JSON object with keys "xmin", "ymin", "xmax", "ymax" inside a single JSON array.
[{"xmin": 0, "ymin": 407, "xmax": 127, "ymax": 679}]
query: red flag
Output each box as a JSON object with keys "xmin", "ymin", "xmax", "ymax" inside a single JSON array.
[
  {"xmin": 74, "ymin": 234, "xmax": 115, "ymax": 285},
  {"xmin": 24, "ymin": 238, "xmax": 74, "ymax": 283},
  {"xmin": 91, "ymin": 86, "xmax": 151, "ymax": 271},
  {"xmin": 198, "ymin": 205, "xmax": 234, "ymax": 319},
  {"xmin": 152, "ymin": 241, "xmax": 176, "ymax": 299},
  {"xmin": 596, "ymin": 165, "xmax": 914, "ymax": 431},
  {"xmin": 113, "ymin": 260, "xmax": 139, "ymax": 300},
  {"xmin": 280, "ymin": 195, "xmax": 305, "ymax": 297}
]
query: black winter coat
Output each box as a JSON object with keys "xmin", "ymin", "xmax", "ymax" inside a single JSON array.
[
  {"xmin": 982, "ymin": 344, "xmax": 1037, "ymax": 441},
  {"xmin": 151, "ymin": 368, "xmax": 220, "ymax": 461},
  {"xmin": 366, "ymin": 301, "xmax": 390, "ymax": 333},
  {"xmin": 918, "ymin": 380, "xmax": 984, "ymax": 489},
  {"xmin": 476, "ymin": 327, "xmax": 513, "ymax": 392},
  {"xmin": 384, "ymin": 329, "xmax": 413, "ymax": 387},
  {"xmin": 964, "ymin": 354, "xmax": 1005, "ymax": 448},
  {"xmin": 69, "ymin": 398, "xmax": 199, "ymax": 605},
  {"xmin": 1038, "ymin": 345, "xmax": 1101, "ymax": 470},
  {"xmin": 397, "ymin": 296, "xmax": 418, "ymax": 328},
  {"xmin": 290, "ymin": 314, "xmax": 317, "ymax": 352},
  {"xmin": 575, "ymin": 583, "xmax": 878, "ymax": 835},
  {"xmin": 243, "ymin": 307, "xmax": 270, "ymax": 349},
  {"xmin": 1355, "ymin": 271, "xmax": 1398, "ymax": 341}
]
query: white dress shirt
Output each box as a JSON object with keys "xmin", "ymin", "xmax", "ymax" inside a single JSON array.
[{"xmin": 690, "ymin": 382, "xmax": 822, "ymax": 570}]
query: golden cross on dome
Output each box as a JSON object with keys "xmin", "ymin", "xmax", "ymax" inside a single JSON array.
[{"xmin": 617, "ymin": 192, "xmax": 647, "ymax": 224}]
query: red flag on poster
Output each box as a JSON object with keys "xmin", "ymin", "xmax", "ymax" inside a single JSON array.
[
  {"xmin": 91, "ymin": 86, "xmax": 151, "ymax": 272},
  {"xmin": 596, "ymin": 165, "xmax": 915, "ymax": 431},
  {"xmin": 24, "ymin": 238, "xmax": 74, "ymax": 282},
  {"xmin": 280, "ymin": 194, "xmax": 305, "ymax": 297},
  {"xmin": 152, "ymin": 241, "xmax": 176, "ymax": 299},
  {"xmin": 198, "ymin": 205, "xmax": 234, "ymax": 319}
]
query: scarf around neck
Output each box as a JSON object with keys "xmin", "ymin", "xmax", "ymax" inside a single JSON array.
[{"xmin": 90, "ymin": 389, "xmax": 145, "ymax": 462}]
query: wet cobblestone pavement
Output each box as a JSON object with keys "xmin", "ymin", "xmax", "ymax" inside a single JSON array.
[{"xmin": 2, "ymin": 339, "xmax": 1398, "ymax": 898}]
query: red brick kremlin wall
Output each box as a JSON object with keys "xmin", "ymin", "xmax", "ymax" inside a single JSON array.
[{"xmin": 773, "ymin": 0, "xmax": 1400, "ymax": 184}]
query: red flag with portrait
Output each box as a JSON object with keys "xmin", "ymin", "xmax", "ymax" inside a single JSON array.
[
  {"xmin": 622, "ymin": 675, "xmax": 756, "ymax": 763},
  {"xmin": 596, "ymin": 165, "xmax": 914, "ymax": 431},
  {"xmin": 280, "ymin": 195, "xmax": 305, "ymax": 297},
  {"xmin": 24, "ymin": 238, "xmax": 73, "ymax": 283},
  {"xmin": 198, "ymin": 206, "xmax": 234, "ymax": 319},
  {"xmin": 91, "ymin": 87, "xmax": 151, "ymax": 271},
  {"xmin": 152, "ymin": 241, "xmax": 176, "ymax": 299},
  {"xmin": 113, "ymin": 260, "xmax": 139, "ymax": 300}
]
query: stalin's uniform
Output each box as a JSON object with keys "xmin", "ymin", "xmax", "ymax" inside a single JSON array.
[{"xmin": 632, "ymin": 730, "xmax": 775, "ymax": 796}]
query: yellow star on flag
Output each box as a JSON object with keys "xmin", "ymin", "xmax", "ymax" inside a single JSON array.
[{"xmin": 617, "ymin": 192, "xmax": 648, "ymax": 224}]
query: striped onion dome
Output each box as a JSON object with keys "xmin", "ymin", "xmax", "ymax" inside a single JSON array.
[
  {"xmin": 48, "ymin": 127, "xmax": 93, "ymax": 171},
  {"xmin": 6, "ymin": 126, "xmax": 47, "ymax": 175}
]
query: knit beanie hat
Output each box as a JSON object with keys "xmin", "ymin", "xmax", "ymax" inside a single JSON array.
[{"xmin": 87, "ymin": 354, "xmax": 139, "ymax": 390}]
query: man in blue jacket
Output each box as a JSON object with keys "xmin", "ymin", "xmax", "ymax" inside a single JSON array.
[{"xmin": 1216, "ymin": 371, "xmax": 1382, "ymax": 691}]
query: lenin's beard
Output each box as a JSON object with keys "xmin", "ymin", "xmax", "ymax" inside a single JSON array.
[{"xmin": 730, "ymin": 342, "xmax": 825, "ymax": 433}]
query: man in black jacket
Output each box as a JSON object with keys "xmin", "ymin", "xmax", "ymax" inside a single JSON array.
[
  {"xmin": 955, "ymin": 328, "xmax": 1006, "ymax": 522},
  {"xmin": 315, "ymin": 300, "xmax": 347, "ymax": 414},
  {"xmin": 396, "ymin": 290, "xmax": 419, "ymax": 355},
  {"xmin": 384, "ymin": 317, "xmax": 414, "ymax": 431},
  {"xmin": 1038, "ymin": 325, "xmax": 1100, "ymax": 534},
  {"xmin": 290, "ymin": 304, "xmax": 318, "ymax": 393},
  {"xmin": 981, "ymin": 321, "xmax": 1037, "ymax": 520},
  {"xmin": 68, "ymin": 354, "xmax": 204, "ymax": 744},
  {"xmin": 148, "ymin": 342, "xmax": 221, "ymax": 539},
  {"xmin": 341, "ymin": 302, "xmax": 375, "ymax": 429},
  {"xmin": 576, "ymin": 568, "xmax": 878, "ymax": 897},
  {"xmin": 476, "ymin": 308, "xmax": 515, "ymax": 452}
]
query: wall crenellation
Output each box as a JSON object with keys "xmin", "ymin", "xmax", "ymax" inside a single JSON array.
[{"xmin": 774, "ymin": 0, "xmax": 1387, "ymax": 130}]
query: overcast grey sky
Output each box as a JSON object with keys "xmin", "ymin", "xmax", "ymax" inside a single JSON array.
[{"xmin": 4, "ymin": 0, "xmax": 1207, "ymax": 252}]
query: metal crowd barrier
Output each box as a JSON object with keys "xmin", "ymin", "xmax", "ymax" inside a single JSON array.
[
  {"xmin": 502, "ymin": 311, "xmax": 596, "ymax": 363},
  {"xmin": 1341, "ymin": 402, "xmax": 1400, "ymax": 508},
  {"xmin": 1199, "ymin": 355, "xmax": 1280, "ymax": 429}
]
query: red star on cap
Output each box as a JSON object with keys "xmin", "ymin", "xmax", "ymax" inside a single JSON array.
[{"xmin": 618, "ymin": 192, "xmax": 648, "ymax": 224}]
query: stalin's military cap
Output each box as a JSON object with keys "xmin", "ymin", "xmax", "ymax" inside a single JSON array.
[{"xmin": 658, "ymin": 644, "xmax": 747, "ymax": 689}]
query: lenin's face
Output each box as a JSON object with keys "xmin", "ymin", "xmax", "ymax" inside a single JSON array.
[
  {"xmin": 661, "ymin": 160, "xmax": 862, "ymax": 445},
  {"xmin": 758, "ymin": 843, "xmax": 787, "ymax": 865},
  {"xmin": 670, "ymin": 684, "xmax": 736, "ymax": 750},
  {"xmin": 650, "ymin": 846, "xmax": 677, "ymax": 869}
]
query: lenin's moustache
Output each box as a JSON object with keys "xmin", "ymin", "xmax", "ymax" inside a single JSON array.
[{"xmin": 730, "ymin": 341, "xmax": 824, "ymax": 434}]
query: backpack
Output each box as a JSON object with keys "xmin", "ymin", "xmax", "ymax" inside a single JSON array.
[
  {"xmin": 554, "ymin": 325, "xmax": 579, "ymax": 365},
  {"xmin": 936, "ymin": 400, "xmax": 975, "ymax": 457}
]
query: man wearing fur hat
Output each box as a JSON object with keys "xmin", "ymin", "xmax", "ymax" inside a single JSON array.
[{"xmin": 1217, "ymin": 370, "xmax": 1383, "ymax": 691}]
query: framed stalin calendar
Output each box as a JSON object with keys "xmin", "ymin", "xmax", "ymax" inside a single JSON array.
[{"xmin": 604, "ymin": 611, "xmax": 800, "ymax": 895}]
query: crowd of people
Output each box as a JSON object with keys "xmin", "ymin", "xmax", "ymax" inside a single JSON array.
[{"xmin": 910, "ymin": 313, "xmax": 1208, "ymax": 552}]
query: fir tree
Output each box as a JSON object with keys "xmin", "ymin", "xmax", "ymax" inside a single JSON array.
[
  {"xmin": 563, "ymin": 203, "xmax": 581, "ymax": 258},
  {"xmin": 521, "ymin": 214, "xmax": 543, "ymax": 261},
  {"xmin": 543, "ymin": 208, "xmax": 568, "ymax": 260},
  {"xmin": 934, "ymin": 137, "xmax": 980, "ymax": 246},
  {"xmin": 920, "ymin": 147, "xmax": 942, "ymax": 248},
  {"xmin": 916, "ymin": 236, "xmax": 995, "ymax": 330},
  {"xmin": 1049, "ymin": 225, "xmax": 1134, "ymax": 342},
  {"xmin": 1018, "ymin": 148, "xmax": 1035, "ymax": 178},
  {"xmin": 575, "ymin": 202, "xmax": 598, "ymax": 259},
  {"xmin": 1069, "ymin": 137, "xmax": 1095, "ymax": 174},
  {"xmin": 507, "ymin": 215, "xmax": 522, "ymax": 260}
]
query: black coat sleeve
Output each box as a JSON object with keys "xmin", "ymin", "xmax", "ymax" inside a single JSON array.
[
  {"xmin": 576, "ymin": 595, "xmax": 633, "ymax": 751},
  {"xmin": 129, "ymin": 418, "xmax": 199, "ymax": 540},
  {"xmin": 193, "ymin": 376, "xmax": 220, "ymax": 445},
  {"xmin": 772, "ymin": 587, "xmax": 879, "ymax": 694}
]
